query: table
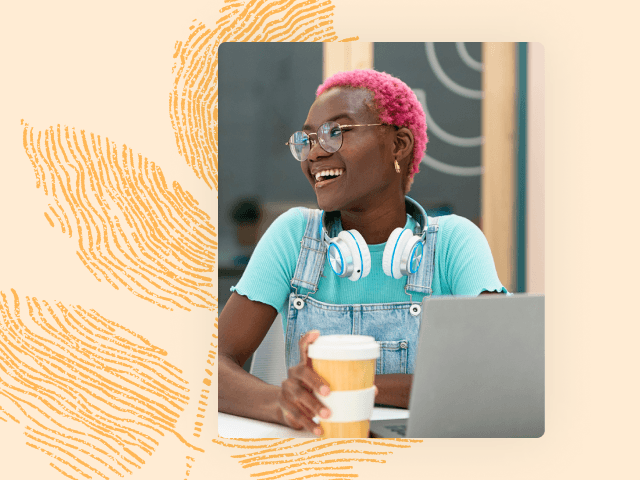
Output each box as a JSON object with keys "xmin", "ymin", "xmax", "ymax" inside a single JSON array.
[{"xmin": 218, "ymin": 407, "xmax": 409, "ymax": 438}]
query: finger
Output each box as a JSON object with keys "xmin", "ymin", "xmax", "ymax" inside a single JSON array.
[
  {"xmin": 287, "ymin": 380, "xmax": 331, "ymax": 419},
  {"xmin": 281, "ymin": 408, "xmax": 304, "ymax": 430},
  {"xmin": 299, "ymin": 330, "xmax": 320, "ymax": 366},
  {"xmin": 283, "ymin": 374, "xmax": 329, "ymax": 417},
  {"xmin": 289, "ymin": 364, "xmax": 330, "ymax": 397},
  {"xmin": 281, "ymin": 400, "xmax": 323, "ymax": 436}
]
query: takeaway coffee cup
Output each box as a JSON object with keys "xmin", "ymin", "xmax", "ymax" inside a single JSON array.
[{"xmin": 308, "ymin": 335, "xmax": 380, "ymax": 438}]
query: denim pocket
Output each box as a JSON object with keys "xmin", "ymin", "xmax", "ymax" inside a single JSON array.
[{"xmin": 376, "ymin": 340, "xmax": 409, "ymax": 375}]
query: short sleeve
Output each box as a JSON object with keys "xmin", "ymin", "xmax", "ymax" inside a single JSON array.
[
  {"xmin": 437, "ymin": 215, "xmax": 508, "ymax": 295},
  {"xmin": 231, "ymin": 208, "xmax": 307, "ymax": 312}
]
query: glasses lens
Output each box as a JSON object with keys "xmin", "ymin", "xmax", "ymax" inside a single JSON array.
[
  {"xmin": 318, "ymin": 122, "xmax": 342, "ymax": 153},
  {"xmin": 288, "ymin": 131, "xmax": 310, "ymax": 162}
]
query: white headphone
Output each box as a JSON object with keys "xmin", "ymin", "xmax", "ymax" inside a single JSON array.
[{"xmin": 320, "ymin": 197, "xmax": 428, "ymax": 281}]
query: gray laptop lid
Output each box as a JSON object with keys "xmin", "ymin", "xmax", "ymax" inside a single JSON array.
[{"xmin": 405, "ymin": 294, "xmax": 544, "ymax": 438}]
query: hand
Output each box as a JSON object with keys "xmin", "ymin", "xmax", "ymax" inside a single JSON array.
[{"xmin": 277, "ymin": 330, "xmax": 331, "ymax": 436}]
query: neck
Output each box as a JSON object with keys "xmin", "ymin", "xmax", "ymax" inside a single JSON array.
[{"xmin": 339, "ymin": 193, "xmax": 407, "ymax": 244}]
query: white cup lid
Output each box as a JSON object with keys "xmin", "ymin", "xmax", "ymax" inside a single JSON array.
[{"xmin": 308, "ymin": 335, "xmax": 380, "ymax": 360}]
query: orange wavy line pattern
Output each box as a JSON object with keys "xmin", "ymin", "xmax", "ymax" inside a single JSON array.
[
  {"xmin": 169, "ymin": 1, "xmax": 417, "ymax": 477},
  {"xmin": 169, "ymin": 0, "xmax": 345, "ymax": 192},
  {"xmin": 9, "ymin": 0, "xmax": 422, "ymax": 478},
  {"xmin": 21, "ymin": 121, "xmax": 217, "ymax": 312},
  {"xmin": 182, "ymin": 330, "xmax": 217, "ymax": 479},
  {"xmin": 0, "ymin": 288, "xmax": 194, "ymax": 480},
  {"xmin": 212, "ymin": 437, "xmax": 422, "ymax": 479},
  {"xmin": 179, "ymin": 0, "xmax": 421, "ymax": 478}
]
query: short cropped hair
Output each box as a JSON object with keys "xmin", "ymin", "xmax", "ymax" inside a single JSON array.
[{"xmin": 316, "ymin": 69, "xmax": 427, "ymax": 192}]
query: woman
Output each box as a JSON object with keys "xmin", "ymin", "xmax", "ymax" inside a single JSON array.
[{"xmin": 218, "ymin": 69, "xmax": 506, "ymax": 436}]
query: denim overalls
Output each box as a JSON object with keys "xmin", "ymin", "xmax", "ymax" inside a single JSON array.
[{"xmin": 284, "ymin": 198, "xmax": 440, "ymax": 375}]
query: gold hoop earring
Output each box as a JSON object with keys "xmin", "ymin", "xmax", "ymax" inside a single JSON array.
[{"xmin": 394, "ymin": 160, "xmax": 401, "ymax": 173}]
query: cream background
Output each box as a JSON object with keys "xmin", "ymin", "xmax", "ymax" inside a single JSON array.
[
  {"xmin": 1, "ymin": 1, "xmax": 219, "ymax": 479},
  {"xmin": 1, "ymin": 0, "xmax": 638, "ymax": 479}
]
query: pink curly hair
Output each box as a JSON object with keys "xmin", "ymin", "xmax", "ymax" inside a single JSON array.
[{"xmin": 316, "ymin": 69, "xmax": 427, "ymax": 192}]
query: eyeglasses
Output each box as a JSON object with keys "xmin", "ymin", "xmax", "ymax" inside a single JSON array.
[{"xmin": 286, "ymin": 121, "xmax": 383, "ymax": 162}]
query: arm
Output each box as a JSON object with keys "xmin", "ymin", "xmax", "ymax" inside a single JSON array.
[
  {"xmin": 220, "ymin": 208, "xmax": 338, "ymax": 434},
  {"xmin": 375, "ymin": 374, "xmax": 412, "ymax": 409},
  {"xmin": 219, "ymin": 292, "xmax": 333, "ymax": 434},
  {"xmin": 218, "ymin": 292, "xmax": 284, "ymax": 424}
]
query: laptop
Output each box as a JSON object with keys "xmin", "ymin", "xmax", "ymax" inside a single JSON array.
[{"xmin": 370, "ymin": 294, "xmax": 544, "ymax": 438}]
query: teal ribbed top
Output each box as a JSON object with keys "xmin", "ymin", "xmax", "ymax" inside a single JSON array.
[{"xmin": 232, "ymin": 208, "xmax": 506, "ymax": 332}]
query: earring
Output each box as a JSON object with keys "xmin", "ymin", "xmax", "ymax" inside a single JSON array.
[{"xmin": 394, "ymin": 160, "xmax": 400, "ymax": 173}]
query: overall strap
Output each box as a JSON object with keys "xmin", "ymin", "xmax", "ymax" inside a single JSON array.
[
  {"xmin": 291, "ymin": 208, "xmax": 327, "ymax": 293},
  {"xmin": 405, "ymin": 216, "xmax": 440, "ymax": 295}
]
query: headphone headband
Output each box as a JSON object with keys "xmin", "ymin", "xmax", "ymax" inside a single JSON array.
[
  {"xmin": 320, "ymin": 197, "xmax": 429, "ymax": 281},
  {"xmin": 321, "ymin": 196, "xmax": 428, "ymax": 239},
  {"xmin": 404, "ymin": 196, "xmax": 428, "ymax": 237}
]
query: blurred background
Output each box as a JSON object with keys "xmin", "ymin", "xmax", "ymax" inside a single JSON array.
[{"xmin": 218, "ymin": 42, "xmax": 544, "ymax": 318}]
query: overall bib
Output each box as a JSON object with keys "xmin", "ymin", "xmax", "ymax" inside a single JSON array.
[{"xmin": 284, "ymin": 198, "xmax": 440, "ymax": 375}]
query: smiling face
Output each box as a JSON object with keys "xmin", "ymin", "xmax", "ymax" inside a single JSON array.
[{"xmin": 300, "ymin": 87, "xmax": 403, "ymax": 213}]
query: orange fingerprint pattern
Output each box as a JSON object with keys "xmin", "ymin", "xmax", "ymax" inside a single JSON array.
[
  {"xmin": 213, "ymin": 437, "xmax": 422, "ymax": 479},
  {"xmin": 183, "ymin": 0, "xmax": 420, "ymax": 478},
  {"xmin": 183, "ymin": 328, "xmax": 217, "ymax": 479},
  {"xmin": 0, "ymin": 288, "xmax": 196, "ymax": 480},
  {"xmin": 21, "ymin": 121, "xmax": 217, "ymax": 312},
  {"xmin": 169, "ymin": 0, "xmax": 358, "ymax": 192}
]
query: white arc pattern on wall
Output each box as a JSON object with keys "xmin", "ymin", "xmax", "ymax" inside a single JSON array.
[
  {"xmin": 456, "ymin": 42, "xmax": 483, "ymax": 71},
  {"xmin": 418, "ymin": 42, "xmax": 483, "ymax": 177},
  {"xmin": 425, "ymin": 42, "xmax": 483, "ymax": 99}
]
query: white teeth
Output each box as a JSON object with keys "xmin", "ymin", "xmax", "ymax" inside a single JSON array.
[{"xmin": 315, "ymin": 169, "xmax": 344, "ymax": 181}]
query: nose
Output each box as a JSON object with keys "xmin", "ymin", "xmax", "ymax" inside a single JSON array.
[{"xmin": 306, "ymin": 136, "xmax": 328, "ymax": 162}]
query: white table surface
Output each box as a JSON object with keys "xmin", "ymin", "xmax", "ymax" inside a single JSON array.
[{"xmin": 218, "ymin": 407, "xmax": 410, "ymax": 438}]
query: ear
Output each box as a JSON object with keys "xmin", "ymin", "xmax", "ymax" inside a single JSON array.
[{"xmin": 393, "ymin": 127, "xmax": 414, "ymax": 168}]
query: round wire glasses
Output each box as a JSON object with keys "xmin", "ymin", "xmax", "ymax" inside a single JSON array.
[{"xmin": 286, "ymin": 121, "xmax": 383, "ymax": 162}]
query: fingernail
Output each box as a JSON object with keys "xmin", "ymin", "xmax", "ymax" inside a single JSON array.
[
  {"xmin": 320, "ymin": 408, "xmax": 330, "ymax": 419},
  {"xmin": 320, "ymin": 385, "xmax": 330, "ymax": 396},
  {"xmin": 314, "ymin": 427, "xmax": 322, "ymax": 436}
]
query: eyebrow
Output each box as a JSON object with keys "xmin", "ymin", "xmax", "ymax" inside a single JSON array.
[{"xmin": 302, "ymin": 114, "xmax": 354, "ymax": 132}]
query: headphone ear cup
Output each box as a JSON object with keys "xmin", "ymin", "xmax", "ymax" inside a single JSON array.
[
  {"xmin": 338, "ymin": 230, "xmax": 371, "ymax": 281},
  {"xmin": 382, "ymin": 228, "xmax": 412, "ymax": 279},
  {"xmin": 382, "ymin": 228, "xmax": 402, "ymax": 277},
  {"xmin": 400, "ymin": 236, "xmax": 423, "ymax": 276}
]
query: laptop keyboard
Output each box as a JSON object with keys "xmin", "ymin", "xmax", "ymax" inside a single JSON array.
[{"xmin": 385, "ymin": 424, "xmax": 406, "ymax": 436}]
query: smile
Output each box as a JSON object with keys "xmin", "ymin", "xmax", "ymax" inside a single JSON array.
[{"xmin": 314, "ymin": 168, "xmax": 344, "ymax": 188}]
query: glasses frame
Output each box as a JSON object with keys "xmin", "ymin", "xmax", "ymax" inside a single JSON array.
[{"xmin": 285, "ymin": 122, "xmax": 384, "ymax": 161}]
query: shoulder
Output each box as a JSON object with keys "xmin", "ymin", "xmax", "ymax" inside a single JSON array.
[
  {"xmin": 232, "ymin": 208, "xmax": 311, "ymax": 313},
  {"xmin": 434, "ymin": 214, "xmax": 484, "ymax": 244},
  {"xmin": 432, "ymin": 215, "xmax": 505, "ymax": 295},
  {"xmin": 267, "ymin": 206, "xmax": 308, "ymax": 232},
  {"xmin": 434, "ymin": 214, "xmax": 493, "ymax": 263},
  {"xmin": 256, "ymin": 207, "xmax": 315, "ymax": 251}
]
